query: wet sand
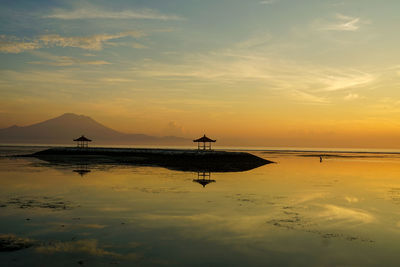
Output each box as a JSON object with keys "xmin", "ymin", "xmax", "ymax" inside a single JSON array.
[{"xmin": 2, "ymin": 147, "xmax": 400, "ymax": 266}]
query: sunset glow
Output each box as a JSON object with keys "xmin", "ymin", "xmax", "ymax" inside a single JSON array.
[{"xmin": 1, "ymin": 0, "xmax": 400, "ymax": 148}]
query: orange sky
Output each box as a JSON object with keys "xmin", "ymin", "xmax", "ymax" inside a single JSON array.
[{"xmin": 1, "ymin": 1, "xmax": 400, "ymax": 149}]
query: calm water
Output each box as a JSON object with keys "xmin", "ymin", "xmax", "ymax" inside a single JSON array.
[{"xmin": 1, "ymin": 146, "xmax": 400, "ymax": 266}]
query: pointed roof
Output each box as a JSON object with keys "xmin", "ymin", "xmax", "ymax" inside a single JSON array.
[
  {"xmin": 193, "ymin": 134, "xmax": 216, "ymax": 143},
  {"xmin": 73, "ymin": 169, "xmax": 91, "ymax": 176},
  {"xmin": 73, "ymin": 135, "xmax": 92, "ymax": 142},
  {"xmin": 193, "ymin": 179, "xmax": 216, "ymax": 188}
]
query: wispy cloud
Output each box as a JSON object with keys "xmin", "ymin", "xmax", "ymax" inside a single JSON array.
[
  {"xmin": 164, "ymin": 121, "xmax": 186, "ymax": 136},
  {"xmin": 0, "ymin": 35, "xmax": 41, "ymax": 53},
  {"xmin": 318, "ymin": 14, "xmax": 365, "ymax": 32},
  {"xmin": 315, "ymin": 70, "xmax": 374, "ymax": 92},
  {"xmin": 44, "ymin": 7, "xmax": 184, "ymax": 21},
  {"xmin": 235, "ymin": 33, "xmax": 272, "ymax": 49},
  {"xmin": 259, "ymin": 0, "xmax": 278, "ymax": 4},
  {"xmin": 29, "ymin": 51, "xmax": 111, "ymax": 67},
  {"xmin": 131, "ymin": 42, "xmax": 148, "ymax": 49},
  {"xmin": 344, "ymin": 93, "xmax": 359, "ymax": 101},
  {"xmin": 290, "ymin": 90, "xmax": 328, "ymax": 104},
  {"xmin": 29, "ymin": 56, "xmax": 111, "ymax": 66},
  {"xmin": 132, "ymin": 50, "xmax": 375, "ymax": 104},
  {"xmin": 0, "ymin": 31, "xmax": 143, "ymax": 53}
]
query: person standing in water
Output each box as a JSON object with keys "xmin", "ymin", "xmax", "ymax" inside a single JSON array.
[{"xmin": 320, "ymin": 156, "xmax": 322, "ymax": 163}]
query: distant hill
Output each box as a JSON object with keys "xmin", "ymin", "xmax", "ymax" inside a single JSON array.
[{"xmin": 0, "ymin": 113, "xmax": 190, "ymax": 145}]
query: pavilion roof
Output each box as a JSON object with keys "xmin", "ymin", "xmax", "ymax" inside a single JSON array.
[
  {"xmin": 193, "ymin": 179, "xmax": 216, "ymax": 187},
  {"xmin": 74, "ymin": 135, "xmax": 92, "ymax": 142},
  {"xmin": 193, "ymin": 134, "xmax": 216, "ymax": 142}
]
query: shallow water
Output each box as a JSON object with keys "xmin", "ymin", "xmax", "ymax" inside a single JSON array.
[{"xmin": 1, "ymin": 147, "xmax": 400, "ymax": 266}]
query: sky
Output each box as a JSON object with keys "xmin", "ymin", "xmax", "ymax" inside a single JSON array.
[{"xmin": 1, "ymin": 0, "xmax": 400, "ymax": 148}]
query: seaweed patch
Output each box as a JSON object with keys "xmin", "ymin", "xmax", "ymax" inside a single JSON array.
[{"xmin": 0, "ymin": 196, "xmax": 75, "ymax": 211}]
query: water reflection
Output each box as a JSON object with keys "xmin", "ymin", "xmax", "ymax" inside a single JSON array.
[
  {"xmin": 4, "ymin": 149, "xmax": 400, "ymax": 266},
  {"xmin": 193, "ymin": 172, "xmax": 216, "ymax": 188},
  {"xmin": 72, "ymin": 163, "xmax": 91, "ymax": 177}
]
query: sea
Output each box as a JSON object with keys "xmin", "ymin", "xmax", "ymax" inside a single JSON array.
[{"xmin": 1, "ymin": 145, "xmax": 400, "ymax": 266}]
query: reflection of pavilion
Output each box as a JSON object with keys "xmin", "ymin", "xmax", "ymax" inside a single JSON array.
[
  {"xmin": 73, "ymin": 163, "xmax": 91, "ymax": 177},
  {"xmin": 193, "ymin": 172, "xmax": 216, "ymax": 188}
]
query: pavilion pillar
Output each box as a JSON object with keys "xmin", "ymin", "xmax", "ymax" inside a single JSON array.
[{"xmin": 193, "ymin": 135, "xmax": 216, "ymax": 151}]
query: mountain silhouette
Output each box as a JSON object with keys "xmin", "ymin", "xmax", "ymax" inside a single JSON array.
[{"xmin": 0, "ymin": 113, "xmax": 189, "ymax": 145}]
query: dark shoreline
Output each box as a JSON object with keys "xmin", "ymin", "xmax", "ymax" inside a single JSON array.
[
  {"xmin": 19, "ymin": 147, "xmax": 274, "ymax": 172},
  {"xmin": 3, "ymin": 144, "xmax": 400, "ymax": 155}
]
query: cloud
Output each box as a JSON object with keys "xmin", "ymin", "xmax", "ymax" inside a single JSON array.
[
  {"xmin": 290, "ymin": 90, "xmax": 328, "ymax": 104},
  {"xmin": 0, "ymin": 31, "xmax": 143, "ymax": 53},
  {"xmin": 38, "ymin": 31, "xmax": 143, "ymax": 50},
  {"xmin": 344, "ymin": 93, "xmax": 359, "ymax": 101},
  {"xmin": 131, "ymin": 42, "xmax": 148, "ymax": 49},
  {"xmin": 100, "ymin": 78, "xmax": 136, "ymax": 83},
  {"xmin": 29, "ymin": 53, "xmax": 111, "ymax": 66},
  {"xmin": 132, "ymin": 49, "xmax": 375, "ymax": 104},
  {"xmin": 164, "ymin": 121, "xmax": 186, "ymax": 136},
  {"xmin": 317, "ymin": 70, "xmax": 374, "ymax": 92},
  {"xmin": 260, "ymin": 0, "xmax": 278, "ymax": 4},
  {"xmin": 235, "ymin": 33, "xmax": 272, "ymax": 49},
  {"xmin": 30, "ymin": 59, "xmax": 111, "ymax": 66},
  {"xmin": 44, "ymin": 7, "xmax": 184, "ymax": 21},
  {"xmin": 318, "ymin": 14, "xmax": 365, "ymax": 32},
  {"xmin": 0, "ymin": 35, "xmax": 41, "ymax": 53}
]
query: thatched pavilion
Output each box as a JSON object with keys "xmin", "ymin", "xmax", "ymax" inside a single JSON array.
[
  {"xmin": 193, "ymin": 134, "xmax": 216, "ymax": 150},
  {"xmin": 73, "ymin": 135, "xmax": 92, "ymax": 148}
]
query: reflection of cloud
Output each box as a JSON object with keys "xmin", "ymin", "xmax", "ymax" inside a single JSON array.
[
  {"xmin": 44, "ymin": 223, "xmax": 108, "ymax": 232},
  {"xmin": 45, "ymin": 7, "xmax": 183, "ymax": 21},
  {"xmin": 36, "ymin": 239, "xmax": 119, "ymax": 256},
  {"xmin": 81, "ymin": 224, "xmax": 107, "ymax": 229},
  {"xmin": 318, "ymin": 204, "xmax": 374, "ymax": 224},
  {"xmin": 291, "ymin": 192, "xmax": 328, "ymax": 205},
  {"xmin": 98, "ymin": 207, "xmax": 132, "ymax": 212},
  {"xmin": 0, "ymin": 31, "xmax": 143, "ymax": 53},
  {"xmin": 140, "ymin": 213, "xmax": 272, "ymax": 238},
  {"xmin": 345, "ymin": 196, "xmax": 359, "ymax": 203},
  {"xmin": 0, "ymin": 234, "xmax": 35, "ymax": 251},
  {"xmin": 35, "ymin": 239, "xmax": 142, "ymax": 261}
]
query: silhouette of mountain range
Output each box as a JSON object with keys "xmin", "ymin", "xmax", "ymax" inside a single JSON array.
[{"xmin": 0, "ymin": 113, "xmax": 189, "ymax": 145}]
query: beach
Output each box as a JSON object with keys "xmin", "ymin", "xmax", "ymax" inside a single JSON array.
[{"xmin": 1, "ymin": 146, "xmax": 400, "ymax": 266}]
